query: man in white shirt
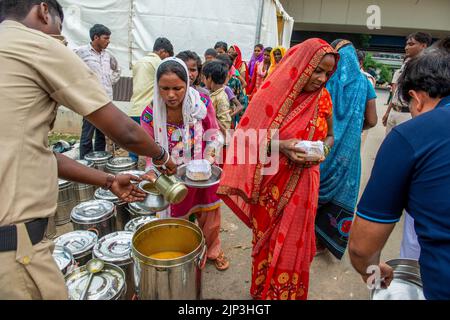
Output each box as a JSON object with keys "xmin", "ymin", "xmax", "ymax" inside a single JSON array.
[
  {"xmin": 382, "ymin": 32, "xmax": 433, "ymax": 136},
  {"xmin": 75, "ymin": 24, "xmax": 121, "ymax": 159}
]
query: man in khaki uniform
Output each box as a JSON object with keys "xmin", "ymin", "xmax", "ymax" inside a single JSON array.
[{"xmin": 0, "ymin": 1, "xmax": 176, "ymax": 300}]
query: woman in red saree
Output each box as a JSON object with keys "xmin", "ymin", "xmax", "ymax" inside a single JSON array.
[{"xmin": 217, "ymin": 38, "xmax": 338, "ymax": 300}]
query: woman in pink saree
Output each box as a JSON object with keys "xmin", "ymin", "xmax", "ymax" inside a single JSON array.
[{"xmin": 141, "ymin": 57, "xmax": 229, "ymax": 270}]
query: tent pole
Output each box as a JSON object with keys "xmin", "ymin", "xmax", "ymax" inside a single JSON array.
[
  {"xmin": 128, "ymin": 0, "xmax": 135, "ymax": 70},
  {"xmin": 255, "ymin": 0, "xmax": 265, "ymax": 45}
]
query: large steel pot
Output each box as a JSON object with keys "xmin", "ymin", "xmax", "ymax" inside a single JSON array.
[
  {"xmin": 94, "ymin": 188, "xmax": 129, "ymax": 231},
  {"xmin": 74, "ymin": 160, "xmax": 96, "ymax": 203},
  {"xmin": 71, "ymin": 200, "xmax": 116, "ymax": 238},
  {"xmin": 106, "ymin": 157, "xmax": 137, "ymax": 175},
  {"xmin": 132, "ymin": 218, "xmax": 206, "ymax": 300},
  {"xmin": 124, "ymin": 216, "xmax": 159, "ymax": 233},
  {"xmin": 55, "ymin": 179, "xmax": 76, "ymax": 226},
  {"xmin": 65, "ymin": 263, "xmax": 126, "ymax": 300},
  {"xmin": 93, "ymin": 231, "xmax": 135, "ymax": 300},
  {"xmin": 52, "ymin": 245, "xmax": 76, "ymax": 276},
  {"xmin": 370, "ymin": 259, "xmax": 425, "ymax": 300},
  {"xmin": 54, "ymin": 230, "xmax": 98, "ymax": 267},
  {"xmin": 84, "ymin": 151, "xmax": 113, "ymax": 172}
]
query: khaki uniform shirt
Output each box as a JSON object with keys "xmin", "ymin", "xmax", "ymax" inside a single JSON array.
[
  {"xmin": 128, "ymin": 53, "xmax": 161, "ymax": 117},
  {"xmin": 210, "ymin": 87, "xmax": 232, "ymax": 130},
  {"xmin": 0, "ymin": 20, "xmax": 111, "ymax": 226}
]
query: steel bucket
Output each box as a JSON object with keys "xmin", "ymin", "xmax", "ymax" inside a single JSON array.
[
  {"xmin": 56, "ymin": 180, "xmax": 76, "ymax": 226},
  {"xmin": 132, "ymin": 219, "xmax": 206, "ymax": 300}
]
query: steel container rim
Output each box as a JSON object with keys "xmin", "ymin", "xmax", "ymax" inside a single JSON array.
[{"xmin": 132, "ymin": 218, "xmax": 205, "ymax": 267}]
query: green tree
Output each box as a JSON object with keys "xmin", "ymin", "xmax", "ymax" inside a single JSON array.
[{"xmin": 364, "ymin": 53, "xmax": 393, "ymax": 84}]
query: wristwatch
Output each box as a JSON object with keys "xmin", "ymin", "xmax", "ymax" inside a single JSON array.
[{"xmin": 102, "ymin": 174, "xmax": 116, "ymax": 190}]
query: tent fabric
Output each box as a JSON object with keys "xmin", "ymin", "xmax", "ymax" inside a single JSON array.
[{"xmin": 59, "ymin": 0, "xmax": 293, "ymax": 76}]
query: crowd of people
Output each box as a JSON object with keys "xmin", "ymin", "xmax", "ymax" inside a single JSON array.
[{"xmin": 1, "ymin": 0, "xmax": 450, "ymax": 301}]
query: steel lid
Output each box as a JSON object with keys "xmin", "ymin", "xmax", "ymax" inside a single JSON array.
[
  {"xmin": 54, "ymin": 231, "xmax": 98, "ymax": 257},
  {"xmin": 52, "ymin": 246, "xmax": 74, "ymax": 272},
  {"xmin": 66, "ymin": 263, "xmax": 125, "ymax": 300},
  {"xmin": 128, "ymin": 202, "xmax": 156, "ymax": 216},
  {"xmin": 106, "ymin": 157, "xmax": 137, "ymax": 170},
  {"xmin": 93, "ymin": 231, "xmax": 133, "ymax": 265},
  {"xmin": 94, "ymin": 188, "xmax": 120, "ymax": 203},
  {"xmin": 76, "ymin": 159, "xmax": 94, "ymax": 168},
  {"xmin": 124, "ymin": 216, "xmax": 158, "ymax": 233},
  {"xmin": 58, "ymin": 179, "xmax": 72, "ymax": 188},
  {"xmin": 84, "ymin": 151, "xmax": 112, "ymax": 163},
  {"xmin": 71, "ymin": 200, "xmax": 115, "ymax": 224}
]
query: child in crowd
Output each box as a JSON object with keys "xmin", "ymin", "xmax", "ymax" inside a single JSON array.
[
  {"xmin": 202, "ymin": 60, "xmax": 232, "ymax": 135},
  {"xmin": 216, "ymin": 54, "xmax": 247, "ymax": 126},
  {"xmin": 204, "ymin": 48, "xmax": 218, "ymax": 62}
]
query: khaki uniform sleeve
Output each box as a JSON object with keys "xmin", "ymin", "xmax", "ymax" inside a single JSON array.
[{"xmin": 34, "ymin": 39, "xmax": 111, "ymax": 116}]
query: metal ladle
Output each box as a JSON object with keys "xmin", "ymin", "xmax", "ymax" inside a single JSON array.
[{"xmin": 79, "ymin": 259, "xmax": 105, "ymax": 300}]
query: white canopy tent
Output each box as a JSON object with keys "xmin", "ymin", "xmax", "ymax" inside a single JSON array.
[{"xmin": 59, "ymin": 0, "xmax": 294, "ymax": 76}]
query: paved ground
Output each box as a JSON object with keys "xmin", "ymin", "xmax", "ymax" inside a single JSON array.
[
  {"xmin": 201, "ymin": 90, "xmax": 405, "ymax": 300},
  {"xmin": 55, "ymin": 90, "xmax": 403, "ymax": 300}
]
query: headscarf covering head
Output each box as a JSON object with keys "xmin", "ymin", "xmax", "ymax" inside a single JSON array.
[{"xmin": 153, "ymin": 57, "xmax": 207, "ymax": 155}]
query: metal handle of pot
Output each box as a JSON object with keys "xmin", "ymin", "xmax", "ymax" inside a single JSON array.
[
  {"xmin": 87, "ymin": 227, "xmax": 99, "ymax": 237},
  {"xmin": 196, "ymin": 245, "xmax": 207, "ymax": 269}
]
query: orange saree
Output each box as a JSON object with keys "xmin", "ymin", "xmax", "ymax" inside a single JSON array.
[{"xmin": 217, "ymin": 39, "xmax": 338, "ymax": 300}]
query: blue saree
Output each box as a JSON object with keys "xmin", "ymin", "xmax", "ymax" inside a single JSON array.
[{"xmin": 316, "ymin": 42, "xmax": 372, "ymax": 259}]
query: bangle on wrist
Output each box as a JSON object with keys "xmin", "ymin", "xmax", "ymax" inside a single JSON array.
[
  {"xmin": 152, "ymin": 145, "xmax": 166, "ymax": 162},
  {"xmin": 154, "ymin": 152, "xmax": 170, "ymax": 168}
]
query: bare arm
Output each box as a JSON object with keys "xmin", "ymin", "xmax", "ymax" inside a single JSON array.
[
  {"xmin": 85, "ymin": 102, "xmax": 176, "ymax": 174},
  {"xmin": 348, "ymin": 216, "xmax": 395, "ymax": 286},
  {"xmin": 230, "ymin": 97, "xmax": 244, "ymax": 117},
  {"xmin": 238, "ymin": 74, "xmax": 247, "ymax": 89},
  {"xmin": 324, "ymin": 116, "xmax": 335, "ymax": 149},
  {"xmin": 363, "ymin": 99, "xmax": 378, "ymax": 130},
  {"xmin": 55, "ymin": 153, "xmax": 145, "ymax": 203}
]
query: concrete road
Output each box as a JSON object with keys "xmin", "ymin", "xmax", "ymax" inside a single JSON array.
[{"xmin": 202, "ymin": 90, "xmax": 406, "ymax": 300}]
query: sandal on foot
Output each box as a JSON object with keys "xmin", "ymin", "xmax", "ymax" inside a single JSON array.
[{"xmin": 214, "ymin": 252, "xmax": 230, "ymax": 271}]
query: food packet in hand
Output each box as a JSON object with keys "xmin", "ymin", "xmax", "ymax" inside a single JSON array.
[{"xmin": 295, "ymin": 141, "xmax": 324, "ymax": 161}]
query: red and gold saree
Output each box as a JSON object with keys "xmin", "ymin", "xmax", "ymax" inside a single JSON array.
[{"xmin": 217, "ymin": 38, "xmax": 338, "ymax": 300}]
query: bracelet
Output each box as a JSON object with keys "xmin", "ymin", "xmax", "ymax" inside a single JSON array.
[
  {"xmin": 154, "ymin": 151, "xmax": 171, "ymax": 168},
  {"xmin": 324, "ymin": 143, "xmax": 331, "ymax": 158},
  {"xmin": 152, "ymin": 144, "xmax": 166, "ymax": 162},
  {"xmin": 102, "ymin": 174, "xmax": 116, "ymax": 190}
]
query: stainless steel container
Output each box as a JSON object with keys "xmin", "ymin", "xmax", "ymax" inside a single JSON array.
[
  {"xmin": 106, "ymin": 157, "xmax": 137, "ymax": 175},
  {"xmin": 95, "ymin": 188, "xmax": 129, "ymax": 231},
  {"xmin": 55, "ymin": 179, "xmax": 76, "ymax": 226},
  {"xmin": 71, "ymin": 200, "xmax": 116, "ymax": 238},
  {"xmin": 93, "ymin": 231, "xmax": 135, "ymax": 300},
  {"xmin": 124, "ymin": 216, "xmax": 158, "ymax": 233},
  {"xmin": 84, "ymin": 151, "xmax": 113, "ymax": 172},
  {"xmin": 52, "ymin": 245, "xmax": 76, "ymax": 276},
  {"xmin": 74, "ymin": 160, "xmax": 96, "ymax": 203},
  {"xmin": 54, "ymin": 231, "xmax": 98, "ymax": 266},
  {"xmin": 65, "ymin": 263, "xmax": 126, "ymax": 300},
  {"xmin": 154, "ymin": 175, "xmax": 188, "ymax": 204},
  {"xmin": 137, "ymin": 182, "xmax": 170, "ymax": 213},
  {"xmin": 370, "ymin": 259, "xmax": 425, "ymax": 300},
  {"xmin": 132, "ymin": 219, "xmax": 206, "ymax": 300}
]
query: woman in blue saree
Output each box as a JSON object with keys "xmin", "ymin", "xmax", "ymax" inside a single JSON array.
[{"xmin": 316, "ymin": 40, "xmax": 378, "ymax": 259}]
